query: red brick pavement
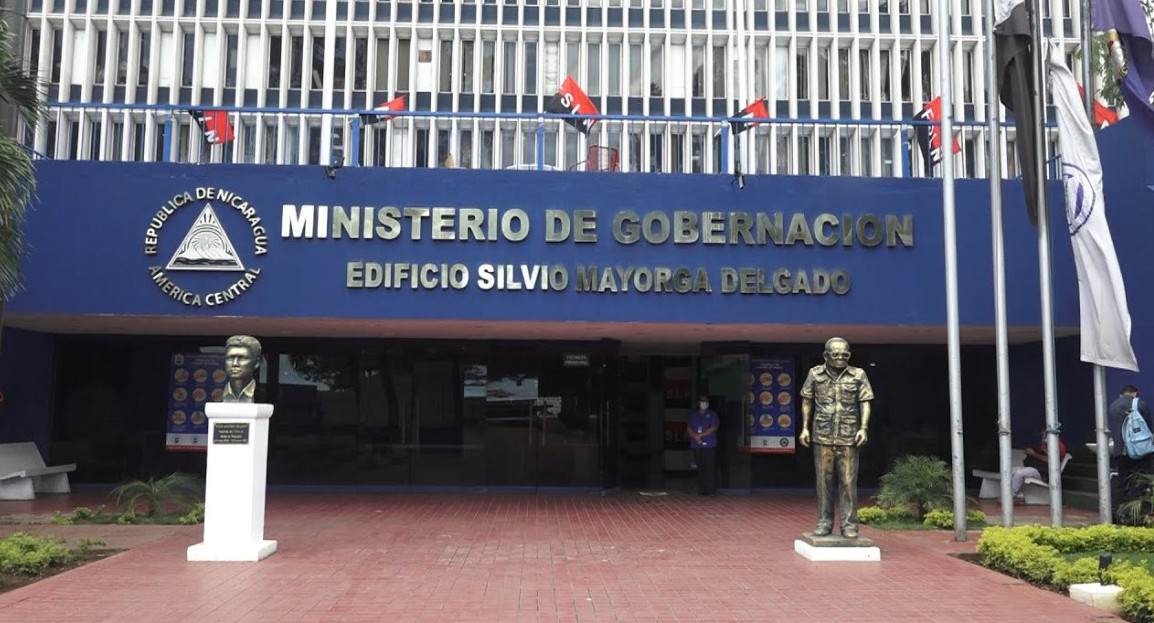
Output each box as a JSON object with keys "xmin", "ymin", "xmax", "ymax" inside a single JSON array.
[{"xmin": 0, "ymin": 491, "xmax": 1124, "ymax": 623}]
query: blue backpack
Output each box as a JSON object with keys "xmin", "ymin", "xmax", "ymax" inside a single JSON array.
[{"xmin": 1123, "ymin": 397, "xmax": 1154, "ymax": 460}]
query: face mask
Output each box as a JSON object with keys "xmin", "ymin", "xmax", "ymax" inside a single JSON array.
[{"xmin": 699, "ymin": 401, "xmax": 709, "ymax": 410}]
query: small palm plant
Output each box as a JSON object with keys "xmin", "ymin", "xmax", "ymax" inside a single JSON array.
[
  {"xmin": 110, "ymin": 473, "xmax": 204, "ymax": 517},
  {"xmin": 1116, "ymin": 472, "xmax": 1154, "ymax": 526},
  {"xmin": 876, "ymin": 455, "xmax": 954, "ymax": 521}
]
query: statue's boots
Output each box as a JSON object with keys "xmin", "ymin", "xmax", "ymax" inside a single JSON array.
[
  {"xmin": 813, "ymin": 523, "xmax": 833, "ymax": 537},
  {"xmin": 842, "ymin": 525, "xmax": 859, "ymax": 539}
]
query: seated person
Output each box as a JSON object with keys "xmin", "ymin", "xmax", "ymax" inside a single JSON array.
[{"xmin": 1012, "ymin": 428, "xmax": 1067, "ymax": 503}]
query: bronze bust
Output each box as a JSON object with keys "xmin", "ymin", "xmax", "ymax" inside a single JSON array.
[
  {"xmin": 799, "ymin": 337, "xmax": 874, "ymax": 539},
  {"xmin": 222, "ymin": 335, "xmax": 261, "ymax": 404}
]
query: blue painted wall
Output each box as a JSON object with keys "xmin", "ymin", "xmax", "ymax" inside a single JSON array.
[
  {"xmin": 11, "ymin": 161, "xmax": 1079, "ymax": 328},
  {"xmin": 1098, "ymin": 120, "xmax": 1154, "ymax": 399}
]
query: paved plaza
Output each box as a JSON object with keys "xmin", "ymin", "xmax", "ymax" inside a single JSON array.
[{"xmin": 0, "ymin": 490, "xmax": 1121, "ymax": 623}]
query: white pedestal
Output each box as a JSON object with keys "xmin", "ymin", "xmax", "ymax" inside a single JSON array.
[
  {"xmin": 1069, "ymin": 583, "xmax": 1124, "ymax": 615},
  {"xmin": 794, "ymin": 539, "xmax": 881, "ymax": 562},
  {"xmin": 187, "ymin": 402, "xmax": 277, "ymax": 562}
]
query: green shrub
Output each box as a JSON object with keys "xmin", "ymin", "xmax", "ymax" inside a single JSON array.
[
  {"xmin": 876, "ymin": 455, "xmax": 953, "ymax": 520},
  {"xmin": 115, "ymin": 510, "xmax": 137, "ymax": 525},
  {"xmin": 857, "ymin": 506, "xmax": 887, "ymax": 524},
  {"xmin": 0, "ymin": 533, "xmax": 72, "ymax": 576},
  {"xmin": 50, "ymin": 510, "xmax": 73, "ymax": 525},
  {"xmin": 885, "ymin": 505, "xmax": 914, "ymax": 521},
  {"xmin": 923, "ymin": 509, "xmax": 954, "ymax": 529},
  {"xmin": 979, "ymin": 525, "xmax": 1154, "ymax": 621},
  {"xmin": 1051, "ymin": 556, "xmax": 1103, "ymax": 590},
  {"xmin": 178, "ymin": 502, "xmax": 205, "ymax": 525},
  {"xmin": 71, "ymin": 506, "xmax": 95, "ymax": 520},
  {"xmin": 920, "ymin": 508, "xmax": 987, "ymax": 530},
  {"xmin": 1115, "ymin": 565, "xmax": 1154, "ymax": 622},
  {"xmin": 110, "ymin": 472, "xmax": 203, "ymax": 517},
  {"xmin": 966, "ymin": 509, "xmax": 987, "ymax": 525}
]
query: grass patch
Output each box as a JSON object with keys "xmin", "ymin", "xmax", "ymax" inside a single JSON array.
[{"xmin": 1059, "ymin": 551, "xmax": 1154, "ymax": 575}]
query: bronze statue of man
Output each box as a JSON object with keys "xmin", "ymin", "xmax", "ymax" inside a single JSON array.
[
  {"xmin": 799, "ymin": 337, "xmax": 874, "ymax": 539},
  {"xmin": 222, "ymin": 335, "xmax": 261, "ymax": 403}
]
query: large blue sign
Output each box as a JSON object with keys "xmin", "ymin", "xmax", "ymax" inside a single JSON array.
[{"xmin": 10, "ymin": 162, "xmax": 1078, "ymax": 328}]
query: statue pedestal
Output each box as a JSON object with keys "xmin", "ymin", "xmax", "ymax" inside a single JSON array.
[
  {"xmin": 187, "ymin": 402, "xmax": 277, "ymax": 562},
  {"xmin": 794, "ymin": 532, "xmax": 881, "ymax": 562}
]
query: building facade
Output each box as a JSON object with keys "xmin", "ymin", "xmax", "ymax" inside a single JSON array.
[
  {"xmin": 4, "ymin": 0, "xmax": 1150, "ymax": 495},
  {"xmin": 14, "ymin": 0, "xmax": 1083, "ymax": 175}
]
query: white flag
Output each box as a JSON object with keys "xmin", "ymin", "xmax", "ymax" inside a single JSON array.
[{"xmin": 1048, "ymin": 44, "xmax": 1139, "ymax": 371}]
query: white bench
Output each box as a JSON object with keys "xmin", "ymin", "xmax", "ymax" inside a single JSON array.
[
  {"xmin": 0, "ymin": 442, "xmax": 77, "ymax": 500},
  {"xmin": 972, "ymin": 449, "xmax": 1072, "ymax": 505}
]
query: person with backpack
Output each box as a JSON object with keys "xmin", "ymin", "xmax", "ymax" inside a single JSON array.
[{"xmin": 1109, "ymin": 385, "xmax": 1154, "ymax": 511}]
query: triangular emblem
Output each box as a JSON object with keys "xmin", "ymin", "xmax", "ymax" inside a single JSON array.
[{"xmin": 165, "ymin": 204, "xmax": 246, "ymax": 272}]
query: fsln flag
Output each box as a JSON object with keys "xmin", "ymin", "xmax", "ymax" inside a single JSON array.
[
  {"xmin": 1091, "ymin": 0, "xmax": 1154, "ymax": 144},
  {"xmin": 995, "ymin": 0, "xmax": 1041, "ymax": 226},
  {"xmin": 189, "ymin": 110, "xmax": 235, "ymax": 145},
  {"xmin": 546, "ymin": 76, "xmax": 599, "ymax": 134},
  {"xmin": 1077, "ymin": 84, "xmax": 1122, "ymax": 127},
  {"xmin": 911, "ymin": 96, "xmax": 961, "ymax": 172},
  {"xmin": 730, "ymin": 97, "xmax": 769, "ymax": 135},
  {"xmin": 1049, "ymin": 44, "xmax": 1139, "ymax": 371},
  {"xmin": 359, "ymin": 95, "xmax": 407, "ymax": 126}
]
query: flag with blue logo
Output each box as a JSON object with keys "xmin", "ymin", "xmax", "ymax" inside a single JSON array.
[{"xmin": 1049, "ymin": 44, "xmax": 1139, "ymax": 371}]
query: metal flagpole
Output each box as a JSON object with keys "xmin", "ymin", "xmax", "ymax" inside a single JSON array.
[
  {"xmin": 1078, "ymin": 0, "xmax": 1113, "ymax": 524},
  {"xmin": 1029, "ymin": 0, "xmax": 1063, "ymax": 527},
  {"xmin": 984, "ymin": 0, "xmax": 1014, "ymax": 528},
  {"xmin": 937, "ymin": 0, "xmax": 967, "ymax": 542}
]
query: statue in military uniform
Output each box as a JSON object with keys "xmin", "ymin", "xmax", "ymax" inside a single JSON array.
[{"xmin": 798, "ymin": 337, "xmax": 874, "ymax": 539}]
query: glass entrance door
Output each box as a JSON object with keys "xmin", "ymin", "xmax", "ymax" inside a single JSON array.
[
  {"xmin": 267, "ymin": 341, "xmax": 608, "ymax": 490},
  {"xmin": 479, "ymin": 352, "xmax": 604, "ymax": 490}
]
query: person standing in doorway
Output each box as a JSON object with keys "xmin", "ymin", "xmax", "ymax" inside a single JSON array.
[
  {"xmin": 1109, "ymin": 385, "xmax": 1153, "ymax": 511},
  {"xmin": 688, "ymin": 394, "xmax": 720, "ymax": 496}
]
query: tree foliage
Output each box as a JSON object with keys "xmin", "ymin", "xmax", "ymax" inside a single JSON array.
[{"xmin": 0, "ymin": 19, "xmax": 44, "ymax": 300}]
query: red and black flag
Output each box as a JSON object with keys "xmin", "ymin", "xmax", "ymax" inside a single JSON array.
[
  {"xmin": 1076, "ymin": 83, "xmax": 1120, "ymax": 128},
  {"xmin": 546, "ymin": 76, "xmax": 599, "ymax": 134},
  {"xmin": 995, "ymin": 0, "xmax": 1041, "ymax": 226},
  {"xmin": 729, "ymin": 97, "xmax": 768, "ymax": 135},
  {"xmin": 359, "ymin": 95, "xmax": 407, "ymax": 126},
  {"xmin": 189, "ymin": 110, "xmax": 235, "ymax": 144},
  {"xmin": 911, "ymin": 96, "xmax": 960, "ymax": 172}
]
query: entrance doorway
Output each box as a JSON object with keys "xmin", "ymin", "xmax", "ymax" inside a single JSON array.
[{"xmin": 264, "ymin": 341, "xmax": 611, "ymax": 490}]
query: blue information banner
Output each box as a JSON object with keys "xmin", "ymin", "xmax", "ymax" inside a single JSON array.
[
  {"xmin": 166, "ymin": 352, "xmax": 227, "ymax": 451},
  {"xmin": 747, "ymin": 358, "xmax": 796, "ymax": 454}
]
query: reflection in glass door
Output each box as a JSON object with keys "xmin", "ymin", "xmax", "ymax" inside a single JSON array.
[
  {"xmin": 479, "ymin": 354, "xmax": 603, "ymax": 490},
  {"xmin": 266, "ymin": 342, "xmax": 607, "ymax": 489}
]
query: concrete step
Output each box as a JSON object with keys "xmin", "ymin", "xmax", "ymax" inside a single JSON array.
[
  {"xmin": 1062, "ymin": 489, "xmax": 1102, "ymax": 511},
  {"xmin": 1064, "ymin": 462, "xmax": 1100, "ymax": 478},
  {"xmin": 1063, "ymin": 474, "xmax": 1100, "ymax": 492}
]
